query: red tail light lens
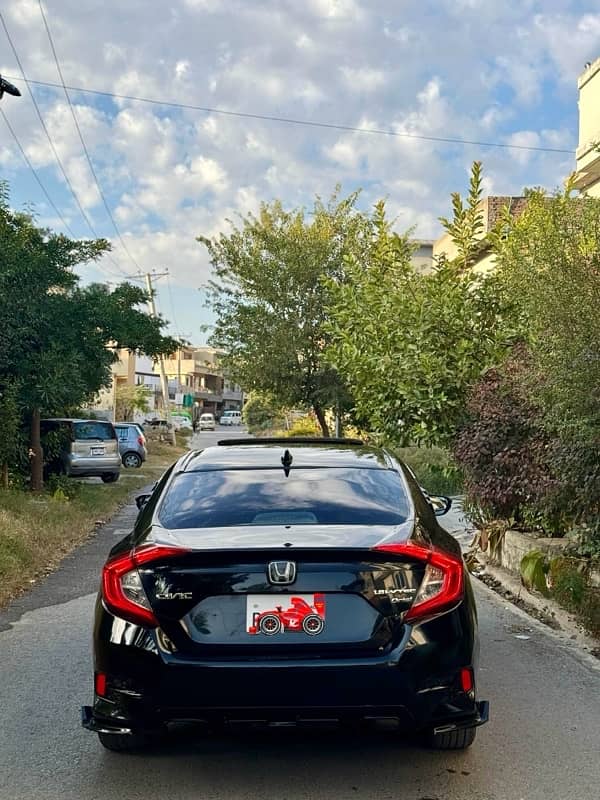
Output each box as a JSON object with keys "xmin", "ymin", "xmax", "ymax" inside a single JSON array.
[
  {"xmin": 101, "ymin": 544, "xmax": 188, "ymax": 628},
  {"xmin": 94, "ymin": 672, "xmax": 107, "ymax": 697},
  {"xmin": 460, "ymin": 666, "xmax": 474, "ymax": 693},
  {"xmin": 373, "ymin": 542, "xmax": 464, "ymax": 624},
  {"xmin": 137, "ymin": 435, "xmax": 145, "ymax": 446}
]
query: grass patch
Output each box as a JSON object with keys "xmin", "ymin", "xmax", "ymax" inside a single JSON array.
[
  {"xmin": 392, "ymin": 446, "xmax": 463, "ymax": 496},
  {"xmin": 0, "ymin": 446, "xmax": 186, "ymax": 608}
]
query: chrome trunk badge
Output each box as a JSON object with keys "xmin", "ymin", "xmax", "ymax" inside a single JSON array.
[{"xmin": 267, "ymin": 560, "xmax": 297, "ymax": 585}]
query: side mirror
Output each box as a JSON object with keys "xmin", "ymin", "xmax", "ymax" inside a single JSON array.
[
  {"xmin": 428, "ymin": 494, "xmax": 452, "ymax": 516},
  {"xmin": 135, "ymin": 493, "xmax": 151, "ymax": 510}
]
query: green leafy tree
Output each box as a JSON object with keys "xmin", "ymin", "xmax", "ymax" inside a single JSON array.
[
  {"xmin": 0, "ymin": 182, "xmax": 178, "ymax": 489},
  {"xmin": 438, "ymin": 161, "xmax": 485, "ymax": 272},
  {"xmin": 491, "ymin": 183, "xmax": 600, "ymax": 541},
  {"xmin": 115, "ymin": 384, "xmax": 151, "ymax": 422},
  {"xmin": 325, "ymin": 185, "xmax": 514, "ymax": 447},
  {"xmin": 242, "ymin": 392, "xmax": 285, "ymax": 433},
  {"xmin": 199, "ymin": 192, "xmax": 369, "ymax": 436}
]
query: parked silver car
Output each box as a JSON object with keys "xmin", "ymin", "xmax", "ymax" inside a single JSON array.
[
  {"xmin": 41, "ymin": 419, "xmax": 121, "ymax": 483},
  {"xmin": 114, "ymin": 422, "xmax": 147, "ymax": 468}
]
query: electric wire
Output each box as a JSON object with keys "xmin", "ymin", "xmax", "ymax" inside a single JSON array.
[
  {"xmin": 37, "ymin": 0, "xmax": 142, "ymax": 273},
  {"xmin": 2, "ymin": 74, "xmax": 573, "ymax": 155},
  {"xmin": 0, "ymin": 12, "xmax": 102, "ymax": 239},
  {"xmin": 0, "ymin": 106, "xmax": 76, "ymax": 237}
]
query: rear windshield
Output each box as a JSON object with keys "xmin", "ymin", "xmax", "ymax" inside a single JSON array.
[
  {"xmin": 158, "ymin": 468, "xmax": 409, "ymax": 529},
  {"xmin": 73, "ymin": 421, "xmax": 116, "ymax": 441}
]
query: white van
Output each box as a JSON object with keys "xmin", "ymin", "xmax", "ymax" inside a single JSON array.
[{"xmin": 220, "ymin": 410, "xmax": 242, "ymax": 426}]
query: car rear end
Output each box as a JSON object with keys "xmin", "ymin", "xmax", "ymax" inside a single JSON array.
[
  {"xmin": 88, "ymin": 544, "xmax": 484, "ymax": 735},
  {"xmin": 84, "ymin": 445, "xmax": 487, "ymax": 747},
  {"xmin": 66, "ymin": 420, "xmax": 121, "ymax": 480},
  {"xmin": 116, "ymin": 424, "xmax": 147, "ymax": 468}
]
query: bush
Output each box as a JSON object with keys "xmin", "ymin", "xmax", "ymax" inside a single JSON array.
[
  {"xmin": 393, "ymin": 446, "xmax": 463, "ymax": 496},
  {"xmin": 453, "ymin": 347, "xmax": 563, "ymax": 531},
  {"xmin": 243, "ymin": 393, "xmax": 286, "ymax": 434}
]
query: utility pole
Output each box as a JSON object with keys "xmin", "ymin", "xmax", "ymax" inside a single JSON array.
[{"xmin": 142, "ymin": 271, "xmax": 175, "ymax": 444}]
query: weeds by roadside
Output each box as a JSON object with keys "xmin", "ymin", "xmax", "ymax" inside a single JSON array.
[{"xmin": 0, "ymin": 447, "xmax": 185, "ymax": 608}]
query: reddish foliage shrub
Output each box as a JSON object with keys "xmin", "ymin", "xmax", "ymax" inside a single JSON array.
[{"xmin": 453, "ymin": 347, "xmax": 562, "ymax": 525}]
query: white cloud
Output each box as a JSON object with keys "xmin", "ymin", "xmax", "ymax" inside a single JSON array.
[
  {"xmin": 340, "ymin": 66, "xmax": 386, "ymax": 93},
  {"xmin": 1, "ymin": 0, "xmax": 585, "ymax": 335}
]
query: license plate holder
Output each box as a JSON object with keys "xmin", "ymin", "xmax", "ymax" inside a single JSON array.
[
  {"xmin": 90, "ymin": 447, "xmax": 105, "ymax": 456},
  {"xmin": 246, "ymin": 593, "xmax": 325, "ymax": 636}
]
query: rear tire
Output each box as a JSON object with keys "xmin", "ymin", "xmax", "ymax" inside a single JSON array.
[
  {"xmin": 101, "ymin": 473, "xmax": 120, "ymax": 484},
  {"xmin": 428, "ymin": 726, "xmax": 477, "ymax": 750},
  {"xmin": 122, "ymin": 452, "xmax": 142, "ymax": 469},
  {"xmin": 97, "ymin": 732, "xmax": 149, "ymax": 752}
]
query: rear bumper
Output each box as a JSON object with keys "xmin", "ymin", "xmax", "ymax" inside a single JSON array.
[
  {"xmin": 85, "ymin": 604, "xmax": 487, "ymax": 736},
  {"xmin": 82, "ymin": 700, "xmax": 489, "ymax": 736},
  {"xmin": 67, "ymin": 456, "xmax": 121, "ymax": 476}
]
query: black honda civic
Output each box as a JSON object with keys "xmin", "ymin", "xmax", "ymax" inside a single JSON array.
[{"xmin": 82, "ymin": 438, "xmax": 488, "ymax": 752}]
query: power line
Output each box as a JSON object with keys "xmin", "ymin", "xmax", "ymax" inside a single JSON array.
[
  {"xmin": 0, "ymin": 12, "xmax": 102, "ymax": 239},
  {"xmin": 0, "ymin": 106, "xmax": 76, "ymax": 236},
  {"xmin": 37, "ymin": 0, "xmax": 142, "ymax": 272},
  {"xmin": 2, "ymin": 109, "xmax": 134, "ymax": 278},
  {"xmin": 2, "ymin": 74, "xmax": 573, "ymax": 155}
]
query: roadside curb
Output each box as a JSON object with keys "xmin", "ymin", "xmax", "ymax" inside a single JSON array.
[{"xmin": 473, "ymin": 553, "xmax": 599, "ymax": 661}]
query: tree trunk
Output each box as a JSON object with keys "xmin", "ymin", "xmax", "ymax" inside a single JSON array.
[
  {"xmin": 30, "ymin": 407, "xmax": 43, "ymax": 492},
  {"xmin": 313, "ymin": 405, "xmax": 330, "ymax": 438},
  {"xmin": 1, "ymin": 463, "xmax": 8, "ymax": 490}
]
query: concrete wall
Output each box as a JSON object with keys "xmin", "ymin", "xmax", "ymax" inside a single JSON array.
[{"xmin": 496, "ymin": 529, "xmax": 569, "ymax": 574}]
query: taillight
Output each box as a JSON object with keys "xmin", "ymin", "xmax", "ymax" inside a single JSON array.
[
  {"xmin": 94, "ymin": 672, "xmax": 107, "ymax": 697},
  {"xmin": 101, "ymin": 544, "xmax": 188, "ymax": 627},
  {"xmin": 373, "ymin": 542, "xmax": 464, "ymax": 624},
  {"xmin": 137, "ymin": 435, "xmax": 145, "ymax": 446}
]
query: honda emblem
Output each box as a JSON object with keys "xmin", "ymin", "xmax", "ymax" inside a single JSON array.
[{"xmin": 267, "ymin": 561, "xmax": 297, "ymax": 585}]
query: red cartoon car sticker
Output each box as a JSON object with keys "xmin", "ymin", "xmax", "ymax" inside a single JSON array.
[{"xmin": 246, "ymin": 594, "xmax": 326, "ymax": 636}]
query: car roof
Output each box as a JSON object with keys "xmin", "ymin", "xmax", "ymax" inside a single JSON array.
[
  {"xmin": 179, "ymin": 439, "xmax": 393, "ymax": 472},
  {"xmin": 42, "ymin": 418, "xmax": 112, "ymax": 423}
]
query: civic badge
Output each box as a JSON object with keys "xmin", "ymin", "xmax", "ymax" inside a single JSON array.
[{"xmin": 267, "ymin": 560, "xmax": 297, "ymax": 585}]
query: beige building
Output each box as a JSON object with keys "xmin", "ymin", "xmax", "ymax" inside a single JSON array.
[
  {"xmin": 410, "ymin": 239, "xmax": 434, "ymax": 273},
  {"xmin": 433, "ymin": 196, "xmax": 529, "ymax": 273},
  {"xmin": 160, "ymin": 345, "xmax": 244, "ymax": 415},
  {"xmin": 573, "ymin": 57, "xmax": 600, "ymax": 197}
]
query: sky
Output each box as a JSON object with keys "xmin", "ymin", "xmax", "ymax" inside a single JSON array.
[{"xmin": 1, "ymin": 0, "xmax": 598, "ymax": 343}]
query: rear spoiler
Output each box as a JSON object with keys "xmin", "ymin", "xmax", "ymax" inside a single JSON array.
[{"xmin": 217, "ymin": 437, "xmax": 364, "ymax": 447}]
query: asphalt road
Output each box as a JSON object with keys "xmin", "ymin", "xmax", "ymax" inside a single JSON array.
[{"xmin": 1, "ymin": 428, "xmax": 598, "ymax": 800}]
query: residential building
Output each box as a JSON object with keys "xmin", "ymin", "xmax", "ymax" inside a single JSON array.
[
  {"xmin": 433, "ymin": 196, "xmax": 529, "ymax": 274},
  {"xmin": 160, "ymin": 345, "xmax": 244, "ymax": 416},
  {"xmin": 573, "ymin": 57, "xmax": 600, "ymax": 197},
  {"xmin": 410, "ymin": 239, "xmax": 434, "ymax": 273},
  {"xmin": 92, "ymin": 349, "xmax": 161, "ymax": 420}
]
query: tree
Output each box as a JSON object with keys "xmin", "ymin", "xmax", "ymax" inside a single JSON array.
[
  {"xmin": 491, "ymin": 183, "xmax": 600, "ymax": 541},
  {"xmin": 115, "ymin": 385, "xmax": 151, "ymax": 422},
  {"xmin": 0, "ymin": 182, "xmax": 178, "ymax": 489},
  {"xmin": 325, "ymin": 187, "xmax": 514, "ymax": 447},
  {"xmin": 242, "ymin": 392, "xmax": 286, "ymax": 434},
  {"xmin": 199, "ymin": 192, "xmax": 370, "ymax": 436}
]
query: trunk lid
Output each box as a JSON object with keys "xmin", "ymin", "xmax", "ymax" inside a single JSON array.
[{"xmin": 137, "ymin": 524, "xmax": 425, "ymax": 659}]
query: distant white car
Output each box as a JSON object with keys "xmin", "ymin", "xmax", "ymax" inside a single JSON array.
[
  {"xmin": 171, "ymin": 415, "xmax": 193, "ymax": 430},
  {"xmin": 220, "ymin": 410, "xmax": 242, "ymax": 426},
  {"xmin": 199, "ymin": 413, "xmax": 216, "ymax": 431}
]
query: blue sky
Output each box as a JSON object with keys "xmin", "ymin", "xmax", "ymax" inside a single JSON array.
[{"xmin": 1, "ymin": 0, "xmax": 598, "ymax": 343}]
